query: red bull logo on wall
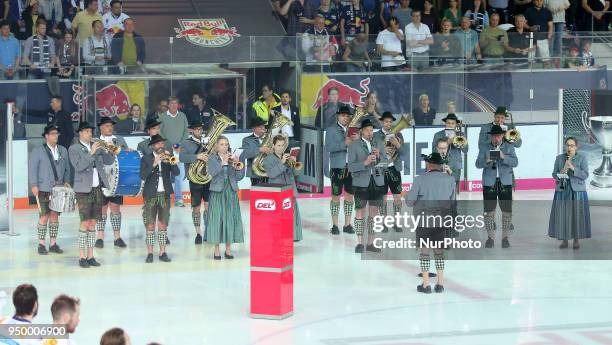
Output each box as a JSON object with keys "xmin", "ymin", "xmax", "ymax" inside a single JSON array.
[
  {"xmin": 96, "ymin": 84, "xmax": 131, "ymax": 118},
  {"xmin": 174, "ymin": 19, "xmax": 240, "ymax": 48},
  {"xmin": 311, "ymin": 78, "xmax": 371, "ymax": 111}
]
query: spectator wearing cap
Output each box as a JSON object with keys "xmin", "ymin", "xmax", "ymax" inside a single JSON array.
[
  {"xmin": 160, "ymin": 96, "xmax": 189, "ymax": 207},
  {"xmin": 376, "ymin": 16, "xmax": 406, "ymax": 71},
  {"xmin": 524, "ymin": 0, "xmax": 553, "ymax": 67},
  {"xmin": 454, "ymin": 16, "xmax": 482, "ymax": 63},
  {"xmin": 412, "ymin": 93, "xmax": 436, "ymax": 126},
  {"xmin": 302, "ymin": 13, "xmax": 338, "ymax": 73},
  {"xmin": 23, "ymin": 18, "xmax": 58, "ymax": 79},
  {"xmin": 102, "ymin": 0, "xmax": 129, "ymax": 41},
  {"xmin": 110, "ymin": 17, "xmax": 145, "ymax": 72},
  {"xmin": 72, "ymin": 0, "xmax": 102, "ymax": 44},
  {"xmin": 315, "ymin": 86, "xmax": 353, "ymax": 128},
  {"xmin": 432, "ymin": 113, "xmax": 468, "ymax": 189},
  {"xmin": 241, "ymin": 116, "xmax": 271, "ymax": 186},
  {"xmin": 271, "ymin": 90, "xmax": 301, "ymax": 142}
]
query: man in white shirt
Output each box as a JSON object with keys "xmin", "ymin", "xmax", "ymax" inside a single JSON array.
[
  {"xmin": 271, "ymin": 91, "xmax": 301, "ymax": 142},
  {"xmin": 102, "ymin": 0, "xmax": 129, "ymax": 41},
  {"xmin": 376, "ymin": 16, "xmax": 405, "ymax": 71},
  {"xmin": 1, "ymin": 284, "xmax": 41, "ymax": 345},
  {"xmin": 404, "ymin": 10, "xmax": 433, "ymax": 71}
]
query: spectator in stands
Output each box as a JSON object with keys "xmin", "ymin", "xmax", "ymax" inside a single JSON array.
[
  {"xmin": 271, "ymin": 0, "xmax": 289, "ymax": 30},
  {"xmin": 0, "ymin": 20, "xmax": 20, "ymax": 80},
  {"xmin": 302, "ymin": 14, "xmax": 338, "ymax": 72},
  {"xmin": 379, "ymin": 0, "xmax": 400, "ymax": 29},
  {"xmin": 72, "ymin": 0, "xmax": 102, "ymax": 44},
  {"xmin": 413, "ymin": 93, "xmax": 436, "ymax": 125},
  {"xmin": 479, "ymin": 13, "xmax": 509, "ymax": 63},
  {"xmin": 421, "ymin": 0, "xmax": 439, "ymax": 32},
  {"xmin": 252, "ymin": 84, "xmax": 281, "ymax": 122},
  {"xmin": 146, "ymin": 98, "xmax": 168, "ymax": 122},
  {"xmin": 14, "ymin": 1, "xmax": 44, "ymax": 40},
  {"xmin": 364, "ymin": 91, "xmax": 383, "ymax": 128},
  {"xmin": 405, "ymin": 10, "xmax": 433, "ymax": 71},
  {"xmin": 82, "ymin": 19, "xmax": 110, "ymax": 73},
  {"xmin": 514, "ymin": 0, "xmax": 533, "ymax": 15},
  {"xmin": 339, "ymin": 0, "xmax": 368, "ymax": 47},
  {"xmin": 442, "ymin": 0, "xmax": 461, "ymax": 28},
  {"xmin": 100, "ymin": 327, "xmax": 133, "ymax": 345},
  {"xmin": 564, "ymin": 46, "xmax": 583, "ymax": 69},
  {"xmin": 3, "ymin": 284, "xmax": 39, "ymax": 328},
  {"xmin": 464, "ymin": 0, "xmax": 489, "ymax": 32},
  {"xmin": 1, "ymin": 0, "xmax": 7, "ymax": 20},
  {"xmin": 343, "ymin": 31, "xmax": 371, "ymax": 71},
  {"xmin": 546, "ymin": 0, "xmax": 569, "ymax": 58},
  {"xmin": 56, "ymin": 28, "xmax": 78, "ymax": 78},
  {"xmin": 488, "ymin": 0, "xmax": 510, "ymax": 23},
  {"xmin": 315, "ymin": 86, "xmax": 351, "ymax": 128},
  {"xmin": 524, "ymin": 0, "xmax": 553, "ymax": 67},
  {"xmin": 47, "ymin": 95, "xmax": 75, "ymax": 149},
  {"xmin": 99, "ymin": 0, "xmax": 111, "ymax": 15},
  {"xmin": 455, "ymin": 16, "xmax": 482, "ymax": 62},
  {"xmin": 160, "ymin": 96, "xmax": 189, "ymax": 207},
  {"xmin": 187, "ymin": 91, "xmax": 213, "ymax": 129},
  {"xmin": 62, "ymin": 0, "xmax": 83, "ymax": 27},
  {"xmin": 432, "ymin": 18, "xmax": 461, "ymax": 64},
  {"xmin": 395, "ymin": 0, "xmax": 412, "ymax": 29},
  {"xmin": 49, "ymin": 294, "xmax": 80, "ymax": 343},
  {"xmin": 102, "ymin": 0, "xmax": 128, "ymax": 41},
  {"xmin": 38, "ymin": 0, "xmax": 62, "ymax": 27},
  {"xmin": 318, "ymin": 0, "xmax": 340, "ymax": 34},
  {"xmin": 271, "ymin": 90, "xmax": 301, "ymax": 142},
  {"xmin": 506, "ymin": 14, "xmax": 534, "ymax": 63},
  {"xmin": 279, "ymin": 0, "xmax": 317, "ymax": 36},
  {"xmin": 110, "ymin": 17, "xmax": 145, "ymax": 72},
  {"xmin": 115, "ymin": 103, "xmax": 144, "ymax": 134},
  {"xmin": 581, "ymin": 0, "xmax": 609, "ymax": 31},
  {"xmin": 580, "ymin": 40, "xmax": 595, "ymax": 67},
  {"xmin": 376, "ymin": 16, "xmax": 405, "ymax": 71},
  {"xmin": 23, "ymin": 18, "xmax": 57, "ymax": 78}
]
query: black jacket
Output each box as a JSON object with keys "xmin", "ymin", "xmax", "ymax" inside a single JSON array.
[
  {"xmin": 140, "ymin": 153, "xmax": 180, "ymax": 199},
  {"xmin": 47, "ymin": 109, "xmax": 75, "ymax": 149},
  {"xmin": 270, "ymin": 104, "xmax": 301, "ymax": 142}
]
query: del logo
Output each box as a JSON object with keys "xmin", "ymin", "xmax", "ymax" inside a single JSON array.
[
  {"xmin": 282, "ymin": 198, "xmax": 292, "ymax": 210},
  {"xmin": 255, "ymin": 199, "xmax": 276, "ymax": 211},
  {"xmin": 174, "ymin": 19, "xmax": 240, "ymax": 48}
]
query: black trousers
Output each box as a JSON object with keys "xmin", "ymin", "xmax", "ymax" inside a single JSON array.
[{"xmin": 483, "ymin": 178, "xmax": 513, "ymax": 213}]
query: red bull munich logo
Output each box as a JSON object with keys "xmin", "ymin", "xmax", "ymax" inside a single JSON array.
[
  {"xmin": 96, "ymin": 84, "xmax": 131, "ymax": 118},
  {"xmin": 312, "ymin": 78, "xmax": 371, "ymax": 111},
  {"xmin": 174, "ymin": 19, "xmax": 240, "ymax": 48}
]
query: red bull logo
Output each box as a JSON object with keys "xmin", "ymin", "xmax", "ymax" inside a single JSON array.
[
  {"xmin": 95, "ymin": 84, "xmax": 131, "ymax": 118},
  {"xmin": 312, "ymin": 78, "xmax": 371, "ymax": 111},
  {"xmin": 174, "ymin": 19, "xmax": 240, "ymax": 48}
]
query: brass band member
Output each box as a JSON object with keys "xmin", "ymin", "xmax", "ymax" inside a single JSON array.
[
  {"xmin": 242, "ymin": 117, "xmax": 270, "ymax": 186},
  {"xmin": 407, "ymin": 152, "xmax": 456, "ymax": 294},
  {"xmin": 475, "ymin": 125, "xmax": 518, "ymax": 249},
  {"xmin": 478, "ymin": 106, "xmax": 522, "ymax": 149},
  {"xmin": 179, "ymin": 121, "xmax": 210, "ymax": 245},
  {"xmin": 548, "ymin": 137, "xmax": 591, "ymax": 249},
  {"xmin": 373, "ymin": 112, "xmax": 405, "ymax": 232},
  {"xmin": 69, "ymin": 121, "xmax": 115, "ymax": 268},
  {"xmin": 95, "ymin": 117, "xmax": 129, "ymax": 249},
  {"xmin": 263, "ymin": 135, "xmax": 303, "ymax": 242},
  {"xmin": 348, "ymin": 119, "xmax": 386, "ymax": 253},
  {"xmin": 206, "ymin": 136, "xmax": 245, "ymax": 260},
  {"xmin": 137, "ymin": 118, "xmax": 163, "ymax": 156},
  {"xmin": 140, "ymin": 134, "xmax": 180, "ymax": 263},
  {"xmin": 324, "ymin": 106, "xmax": 356, "ymax": 235},
  {"xmin": 29, "ymin": 124, "xmax": 71, "ymax": 255},
  {"xmin": 433, "ymin": 113, "xmax": 468, "ymax": 191}
]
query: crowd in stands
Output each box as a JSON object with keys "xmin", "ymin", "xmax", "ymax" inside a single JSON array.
[
  {"xmin": 0, "ymin": 0, "xmax": 144, "ymax": 80},
  {"xmin": 271, "ymin": 0, "xmax": 604, "ymax": 70}
]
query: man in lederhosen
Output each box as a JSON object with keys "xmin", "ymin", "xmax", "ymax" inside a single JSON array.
[
  {"xmin": 69, "ymin": 121, "xmax": 115, "ymax": 268},
  {"xmin": 348, "ymin": 119, "xmax": 386, "ymax": 253},
  {"xmin": 141, "ymin": 134, "xmax": 180, "ymax": 263},
  {"xmin": 433, "ymin": 113, "xmax": 468, "ymax": 192},
  {"xmin": 373, "ymin": 111, "xmax": 406, "ymax": 232},
  {"xmin": 476, "ymin": 125, "xmax": 519, "ymax": 248},
  {"xmin": 241, "ymin": 117, "xmax": 270, "ymax": 186},
  {"xmin": 324, "ymin": 105, "xmax": 357, "ymax": 235},
  {"xmin": 137, "ymin": 117, "xmax": 162, "ymax": 156},
  {"xmin": 478, "ymin": 106, "xmax": 522, "ymax": 149},
  {"xmin": 94, "ymin": 117, "xmax": 130, "ymax": 249},
  {"xmin": 179, "ymin": 121, "xmax": 210, "ymax": 245},
  {"xmin": 29, "ymin": 124, "xmax": 71, "ymax": 255},
  {"xmin": 407, "ymin": 152, "xmax": 456, "ymax": 294}
]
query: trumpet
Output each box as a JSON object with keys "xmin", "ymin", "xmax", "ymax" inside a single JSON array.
[
  {"xmin": 92, "ymin": 139, "xmax": 121, "ymax": 155},
  {"xmin": 228, "ymin": 157, "xmax": 245, "ymax": 170},
  {"xmin": 156, "ymin": 150, "xmax": 179, "ymax": 165},
  {"xmin": 286, "ymin": 159, "xmax": 303, "ymax": 170}
]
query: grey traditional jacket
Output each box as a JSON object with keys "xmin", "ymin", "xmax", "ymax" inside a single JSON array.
[
  {"xmin": 28, "ymin": 144, "xmax": 71, "ymax": 192},
  {"xmin": 241, "ymin": 133, "xmax": 264, "ymax": 178},
  {"xmin": 406, "ymin": 170, "xmax": 456, "ymax": 215},
  {"xmin": 552, "ymin": 153, "xmax": 589, "ymax": 192},
  {"xmin": 373, "ymin": 129, "xmax": 407, "ymax": 171},
  {"xmin": 263, "ymin": 153, "xmax": 300, "ymax": 194},
  {"xmin": 69, "ymin": 141, "xmax": 114, "ymax": 193},
  {"xmin": 432, "ymin": 129, "xmax": 468, "ymax": 172},
  {"xmin": 324, "ymin": 122, "xmax": 349, "ymax": 170},
  {"xmin": 478, "ymin": 122, "xmax": 522, "ymax": 149},
  {"xmin": 207, "ymin": 154, "xmax": 245, "ymax": 192},
  {"xmin": 475, "ymin": 141, "xmax": 519, "ymax": 186},
  {"xmin": 348, "ymin": 137, "xmax": 386, "ymax": 188},
  {"xmin": 179, "ymin": 136, "xmax": 204, "ymax": 173}
]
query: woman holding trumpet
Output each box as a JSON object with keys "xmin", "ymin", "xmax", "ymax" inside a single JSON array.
[
  {"xmin": 263, "ymin": 134, "xmax": 303, "ymax": 242},
  {"xmin": 206, "ymin": 136, "xmax": 245, "ymax": 260},
  {"xmin": 548, "ymin": 137, "xmax": 591, "ymax": 250}
]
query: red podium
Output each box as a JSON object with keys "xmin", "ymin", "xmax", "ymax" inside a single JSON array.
[{"xmin": 250, "ymin": 184, "xmax": 294, "ymax": 320}]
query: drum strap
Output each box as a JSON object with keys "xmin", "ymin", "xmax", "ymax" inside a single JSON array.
[{"xmin": 43, "ymin": 145, "xmax": 60, "ymax": 185}]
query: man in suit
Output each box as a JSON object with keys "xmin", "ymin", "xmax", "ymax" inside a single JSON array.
[
  {"xmin": 28, "ymin": 124, "xmax": 72, "ymax": 255},
  {"xmin": 406, "ymin": 152, "xmax": 456, "ymax": 294},
  {"xmin": 348, "ymin": 119, "xmax": 387, "ymax": 254},
  {"xmin": 324, "ymin": 105, "xmax": 358, "ymax": 235},
  {"xmin": 179, "ymin": 121, "xmax": 210, "ymax": 245},
  {"xmin": 241, "ymin": 116, "xmax": 270, "ymax": 186},
  {"xmin": 69, "ymin": 121, "xmax": 115, "ymax": 268},
  {"xmin": 476, "ymin": 124, "xmax": 519, "ymax": 249},
  {"xmin": 373, "ymin": 112, "xmax": 406, "ymax": 232},
  {"xmin": 432, "ymin": 113, "xmax": 468, "ymax": 192},
  {"xmin": 137, "ymin": 117, "xmax": 162, "ymax": 156},
  {"xmin": 478, "ymin": 106, "xmax": 522, "ymax": 149},
  {"xmin": 270, "ymin": 90, "xmax": 301, "ymax": 143},
  {"xmin": 46, "ymin": 96, "xmax": 75, "ymax": 150},
  {"xmin": 140, "ymin": 134, "xmax": 180, "ymax": 263},
  {"xmin": 94, "ymin": 117, "xmax": 130, "ymax": 249}
]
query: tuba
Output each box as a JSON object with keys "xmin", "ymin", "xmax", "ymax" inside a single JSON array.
[
  {"xmin": 346, "ymin": 106, "xmax": 368, "ymax": 137},
  {"xmin": 385, "ymin": 115, "xmax": 412, "ymax": 161},
  {"xmin": 186, "ymin": 109, "xmax": 236, "ymax": 185},
  {"xmin": 252, "ymin": 111, "xmax": 294, "ymax": 177},
  {"xmin": 504, "ymin": 110, "xmax": 521, "ymax": 143},
  {"xmin": 452, "ymin": 120, "xmax": 468, "ymax": 149}
]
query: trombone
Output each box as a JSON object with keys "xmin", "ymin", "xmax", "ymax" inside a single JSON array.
[{"xmin": 92, "ymin": 139, "xmax": 121, "ymax": 155}]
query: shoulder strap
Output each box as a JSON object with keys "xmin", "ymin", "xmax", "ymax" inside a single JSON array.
[{"xmin": 42, "ymin": 145, "xmax": 60, "ymax": 183}]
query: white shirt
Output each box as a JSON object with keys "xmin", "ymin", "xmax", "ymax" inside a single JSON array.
[
  {"xmin": 152, "ymin": 152, "xmax": 165, "ymax": 192},
  {"xmin": 338, "ymin": 122, "xmax": 348, "ymax": 163},
  {"xmin": 80, "ymin": 140, "xmax": 100, "ymax": 187},
  {"xmin": 279, "ymin": 105, "xmax": 294, "ymax": 137},
  {"xmin": 102, "ymin": 12, "xmax": 130, "ymax": 40},
  {"xmin": 376, "ymin": 29, "xmax": 406, "ymax": 67},
  {"xmin": 2, "ymin": 317, "xmax": 42, "ymax": 345},
  {"xmin": 47, "ymin": 144, "xmax": 59, "ymax": 160},
  {"xmin": 167, "ymin": 110, "xmax": 178, "ymax": 118},
  {"xmin": 100, "ymin": 134, "xmax": 116, "ymax": 143},
  {"xmin": 362, "ymin": 137, "xmax": 372, "ymax": 153},
  {"xmin": 405, "ymin": 23, "xmax": 432, "ymax": 54}
]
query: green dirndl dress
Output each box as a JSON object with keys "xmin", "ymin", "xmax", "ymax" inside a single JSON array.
[
  {"xmin": 206, "ymin": 166, "xmax": 244, "ymax": 244},
  {"xmin": 294, "ymin": 196, "xmax": 303, "ymax": 242}
]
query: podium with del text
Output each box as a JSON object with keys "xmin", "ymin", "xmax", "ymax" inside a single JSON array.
[{"xmin": 250, "ymin": 184, "xmax": 294, "ymax": 319}]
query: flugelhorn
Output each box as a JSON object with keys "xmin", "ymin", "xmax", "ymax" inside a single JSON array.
[
  {"xmin": 228, "ymin": 157, "xmax": 245, "ymax": 170},
  {"xmin": 286, "ymin": 159, "xmax": 303, "ymax": 170},
  {"xmin": 92, "ymin": 139, "xmax": 121, "ymax": 154},
  {"xmin": 504, "ymin": 110, "xmax": 521, "ymax": 143},
  {"xmin": 156, "ymin": 150, "xmax": 179, "ymax": 165}
]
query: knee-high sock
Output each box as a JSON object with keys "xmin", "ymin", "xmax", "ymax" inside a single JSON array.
[
  {"xmin": 484, "ymin": 212, "xmax": 496, "ymax": 239},
  {"xmin": 37, "ymin": 223, "xmax": 47, "ymax": 241},
  {"xmin": 367, "ymin": 217, "xmax": 375, "ymax": 235},
  {"xmin": 343, "ymin": 200, "xmax": 354, "ymax": 218},
  {"xmin": 393, "ymin": 203, "xmax": 402, "ymax": 217},
  {"xmin": 192, "ymin": 208, "xmax": 201, "ymax": 228},
  {"xmin": 146, "ymin": 231, "xmax": 155, "ymax": 246},
  {"xmin": 381, "ymin": 200, "xmax": 388, "ymax": 217},
  {"xmin": 434, "ymin": 252, "xmax": 445, "ymax": 271},
  {"xmin": 87, "ymin": 230, "xmax": 96, "ymax": 249},
  {"xmin": 48, "ymin": 222, "xmax": 59, "ymax": 239},
  {"xmin": 78, "ymin": 230, "xmax": 88, "ymax": 249},
  {"xmin": 110, "ymin": 213, "xmax": 121, "ymax": 233},
  {"xmin": 419, "ymin": 253, "xmax": 431, "ymax": 272},
  {"xmin": 96, "ymin": 215, "xmax": 107, "ymax": 232},
  {"xmin": 157, "ymin": 230, "xmax": 168, "ymax": 248},
  {"xmin": 330, "ymin": 200, "xmax": 340, "ymax": 218},
  {"xmin": 502, "ymin": 212, "xmax": 512, "ymax": 238},
  {"xmin": 354, "ymin": 218, "xmax": 365, "ymax": 236}
]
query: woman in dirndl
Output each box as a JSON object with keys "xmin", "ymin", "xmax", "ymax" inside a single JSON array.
[
  {"xmin": 263, "ymin": 134, "xmax": 303, "ymax": 242},
  {"xmin": 206, "ymin": 136, "xmax": 245, "ymax": 260},
  {"xmin": 548, "ymin": 137, "xmax": 591, "ymax": 250}
]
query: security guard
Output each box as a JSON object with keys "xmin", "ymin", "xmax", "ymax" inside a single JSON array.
[{"xmin": 432, "ymin": 113, "xmax": 468, "ymax": 192}]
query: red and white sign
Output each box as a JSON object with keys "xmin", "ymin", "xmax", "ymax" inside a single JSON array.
[
  {"xmin": 174, "ymin": 18, "xmax": 240, "ymax": 48},
  {"xmin": 282, "ymin": 198, "xmax": 292, "ymax": 210},
  {"xmin": 255, "ymin": 199, "xmax": 276, "ymax": 211}
]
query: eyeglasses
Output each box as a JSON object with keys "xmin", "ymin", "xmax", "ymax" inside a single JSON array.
[{"xmin": 566, "ymin": 144, "xmax": 577, "ymax": 147}]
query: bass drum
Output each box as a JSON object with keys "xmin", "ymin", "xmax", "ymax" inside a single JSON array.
[
  {"xmin": 49, "ymin": 186, "xmax": 76, "ymax": 213},
  {"xmin": 103, "ymin": 151, "xmax": 143, "ymax": 197}
]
